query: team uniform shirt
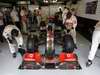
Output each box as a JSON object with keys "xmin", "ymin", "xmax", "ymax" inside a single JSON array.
[
  {"xmin": 65, "ymin": 18, "xmax": 73, "ymax": 30},
  {"xmin": 10, "ymin": 10, "xmax": 19, "ymax": 22},
  {"xmin": 64, "ymin": 15, "xmax": 77, "ymax": 29},
  {"xmin": 62, "ymin": 9, "xmax": 69, "ymax": 24},
  {"xmin": 20, "ymin": 10, "xmax": 27, "ymax": 22}
]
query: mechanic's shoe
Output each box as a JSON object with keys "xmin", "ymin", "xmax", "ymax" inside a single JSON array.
[
  {"xmin": 86, "ymin": 60, "xmax": 92, "ymax": 67},
  {"xmin": 13, "ymin": 53, "xmax": 17, "ymax": 58}
]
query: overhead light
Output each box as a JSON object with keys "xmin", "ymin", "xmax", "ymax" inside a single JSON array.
[
  {"xmin": 52, "ymin": 0, "xmax": 57, "ymax": 3},
  {"xmin": 17, "ymin": 1, "xmax": 30, "ymax": 4},
  {"xmin": 43, "ymin": 0, "xmax": 48, "ymax": 3},
  {"xmin": 43, "ymin": 0, "xmax": 57, "ymax": 3}
]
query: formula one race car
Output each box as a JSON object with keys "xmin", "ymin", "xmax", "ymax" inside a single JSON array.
[{"xmin": 19, "ymin": 19, "xmax": 81, "ymax": 70}]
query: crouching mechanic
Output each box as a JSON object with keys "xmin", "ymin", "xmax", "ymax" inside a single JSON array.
[
  {"xmin": 3, "ymin": 25, "xmax": 25, "ymax": 58},
  {"xmin": 86, "ymin": 21, "xmax": 100, "ymax": 67}
]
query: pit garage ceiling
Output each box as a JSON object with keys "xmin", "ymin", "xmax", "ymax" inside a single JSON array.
[
  {"xmin": 0, "ymin": 0, "xmax": 28, "ymax": 4},
  {"xmin": 0, "ymin": 0, "xmax": 81, "ymax": 4}
]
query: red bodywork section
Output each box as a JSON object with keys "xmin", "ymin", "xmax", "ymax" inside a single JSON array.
[
  {"xmin": 59, "ymin": 52, "xmax": 77, "ymax": 62},
  {"xmin": 23, "ymin": 52, "xmax": 41, "ymax": 63}
]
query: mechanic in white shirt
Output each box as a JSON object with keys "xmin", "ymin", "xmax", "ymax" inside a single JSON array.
[
  {"xmin": 3, "ymin": 25, "xmax": 25, "ymax": 58},
  {"xmin": 86, "ymin": 21, "xmax": 100, "ymax": 67},
  {"xmin": 10, "ymin": 6, "xmax": 20, "ymax": 30},
  {"xmin": 64, "ymin": 11, "xmax": 77, "ymax": 44}
]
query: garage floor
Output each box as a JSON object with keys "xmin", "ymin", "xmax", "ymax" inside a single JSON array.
[{"xmin": 0, "ymin": 32, "xmax": 100, "ymax": 75}]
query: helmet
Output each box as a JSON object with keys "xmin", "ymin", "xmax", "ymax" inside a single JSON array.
[{"xmin": 11, "ymin": 29, "xmax": 19, "ymax": 37}]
